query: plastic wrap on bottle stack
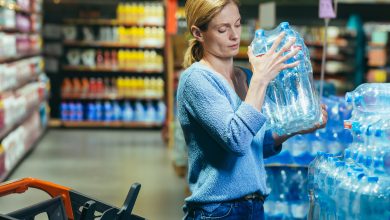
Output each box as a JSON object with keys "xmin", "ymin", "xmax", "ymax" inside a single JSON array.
[
  {"xmin": 308, "ymin": 83, "xmax": 390, "ymax": 220},
  {"xmin": 251, "ymin": 22, "xmax": 322, "ymax": 136},
  {"xmin": 264, "ymin": 166, "xmax": 309, "ymax": 220}
]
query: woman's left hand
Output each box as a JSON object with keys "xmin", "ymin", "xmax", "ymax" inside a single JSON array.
[{"xmin": 297, "ymin": 104, "xmax": 328, "ymax": 135}]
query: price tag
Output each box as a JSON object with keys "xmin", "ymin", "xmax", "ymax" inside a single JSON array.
[{"xmin": 319, "ymin": 0, "xmax": 336, "ymax": 19}]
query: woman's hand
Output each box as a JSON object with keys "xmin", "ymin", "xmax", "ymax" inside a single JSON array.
[
  {"xmin": 272, "ymin": 104, "xmax": 328, "ymax": 146},
  {"xmin": 247, "ymin": 32, "xmax": 300, "ymax": 85},
  {"xmin": 296, "ymin": 104, "xmax": 328, "ymax": 135}
]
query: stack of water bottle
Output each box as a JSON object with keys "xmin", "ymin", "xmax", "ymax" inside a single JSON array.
[
  {"xmin": 264, "ymin": 95, "xmax": 353, "ymax": 166},
  {"xmin": 251, "ymin": 22, "xmax": 322, "ymax": 136},
  {"xmin": 308, "ymin": 83, "xmax": 390, "ymax": 220},
  {"xmin": 264, "ymin": 166, "xmax": 309, "ymax": 220}
]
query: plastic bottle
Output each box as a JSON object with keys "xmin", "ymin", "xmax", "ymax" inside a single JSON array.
[
  {"xmin": 95, "ymin": 102, "xmax": 103, "ymax": 121},
  {"xmin": 104, "ymin": 101, "xmax": 113, "ymax": 122},
  {"xmin": 134, "ymin": 101, "xmax": 145, "ymax": 122},
  {"xmin": 144, "ymin": 101, "xmax": 156, "ymax": 123},
  {"xmin": 87, "ymin": 102, "xmax": 96, "ymax": 121},
  {"xmin": 345, "ymin": 83, "xmax": 390, "ymax": 114},
  {"xmin": 112, "ymin": 101, "xmax": 122, "ymax": 121},
  {"xmin": 122, "ymin": 101, "xmax": 134, "ymax": 122},
  {"xmin": 61, "ymin": 102, "xmax": 69, "ymax": 121},
  {"xmin": 250, "ymin": 22, "xmax": 321, "ymax": 136},
  {"xmin": 156, "ymin": 100, "xmax": 166, "ymax": 123}
]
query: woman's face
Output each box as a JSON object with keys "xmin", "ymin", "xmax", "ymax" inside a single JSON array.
[{"xmin": 201, "ymin": 2, "xmax": 241, "ymax": 59}]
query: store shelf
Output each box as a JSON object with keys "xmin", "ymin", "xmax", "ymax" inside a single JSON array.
[
  {"xmin": 63, "ymin": 40, "xmax": 164, "ymax": 49},
  {"xmin": 62, "ymin": 121, "xmax": 162, "ymax": 128},
  {"xmin": 0, "ymin": 127, "xmax": 47, "ymax": 182},
  {"xmin": 63, "ymin": 18, "xmax": 164, "ymax": 27},
  {"xmin": 311, "ymin": 53, "xmax": 347, "ymax": 61},
  {"xmin": 0, "ymin": 26, "xmax": 39, "ymax": 34},
  {"xmin": 0, "ymin": 1, "xmax": 40, "ymax": 14},
  {"xmin": 305, "ymin": 40, "xmax": 349, "ymax": 48},
  {"xmin": 0, "ymin": 74, "xmax": 40, "ymax": 94},
  {"xmin": 62, "ymin": 65, "xmax": 163, "ymax": 74},
  {"xmin": 0, "ymin": 100, "xmax": 46, "ymax": 141},
  {"xmin": 61, "ymin": 94, "xmax": 163, "ymax": 101},
  {"xmin": 0, "ymin": 52, "xmax": 41, "ymax": 64}
]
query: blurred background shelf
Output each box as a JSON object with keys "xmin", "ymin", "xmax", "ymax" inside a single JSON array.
[
  {"xmin": 63, "ymin": 40, "xmax": 164, "ymax": 49},
  {"xmin": 62, "ymin": 121, "xmax": 162, "ymax": 128},
  {"xmin": 63, "ymin": 18, "xmax": 164, "ymax": 27},
  {"xmin": 62, "ymin": 65, "xmax": 164, "ymax": 74}
]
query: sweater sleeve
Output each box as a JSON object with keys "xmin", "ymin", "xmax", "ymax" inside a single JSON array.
[
  {"xmin": 262, "ymin": 129, "xmax": 282, "ymax": 158},
  {"xmin": 181, "ymin": 71, "xmax": 267, "ymax": 156}
]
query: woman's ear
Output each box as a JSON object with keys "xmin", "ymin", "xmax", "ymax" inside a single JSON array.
[{"xmin": 191, "ymin": 25, "xmax": 204, "ymax": 42}]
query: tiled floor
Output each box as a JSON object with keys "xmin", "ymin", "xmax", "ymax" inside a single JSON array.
[{"xmin": 0, "ymin": 129, "xmax": 187, "ymax": 220}]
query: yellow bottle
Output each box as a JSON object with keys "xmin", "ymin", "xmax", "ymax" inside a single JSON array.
[
  {"xmin": 117, "ymin": 3, "xmax": 124, "ymax": 21},
  {"xmin": 117, "ymin": 50, "xmax": 124, "ymax": 68},
  {"xmin": 129, "ymin": 77, "xmax": 136, "ymax": 97},
  {"xmin": 117, "ymin": 77, "xmax": 124, "ymax": 97}
]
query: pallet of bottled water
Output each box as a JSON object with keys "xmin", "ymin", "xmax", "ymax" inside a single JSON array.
[{"xmin": 308, "ymin": 83, "xmax": 390, "ymax": 220}]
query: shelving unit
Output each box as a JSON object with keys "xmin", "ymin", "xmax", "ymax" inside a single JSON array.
[
  {"xmin": 63, "ymin": 40, "xmax": 164, "ymax": 49},
  {"xmin": 62, "ymin": 121, "xmax": 162, "ymax": 128},
  {"xmin": 51, "ymin": 1, "xmax": 168, "ymax": 128},
  {"xmin": 62, "ymin": 65, "xmax": 163, "ymax": 74},
  {"xmin": 63, "ymin": 18, "xmax": 164, "ymax": 27},
  {"xmin": 0, "ymin": 0, "xmax": 49, "ymax": 181},
  {"xmin": 364, "ymin": 22, "xmax": 390, "ymax": 83}
]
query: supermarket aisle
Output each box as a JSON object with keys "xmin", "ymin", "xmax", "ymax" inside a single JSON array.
[{"xmin": 0, "ymin": 129, "xmax": 187, "ymax": 220}]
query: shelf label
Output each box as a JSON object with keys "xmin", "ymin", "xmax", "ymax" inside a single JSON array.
[{"xmin": 319, "ymin": 0, "xmax": 336, "ymax": 19}]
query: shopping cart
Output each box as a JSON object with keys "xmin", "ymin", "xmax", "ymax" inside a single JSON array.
[{"xmin": 0, "ymin": 177, "xmax": 145, "ymax": 220}]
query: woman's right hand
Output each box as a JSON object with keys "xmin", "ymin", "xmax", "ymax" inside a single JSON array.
[{"xmin": 247, "ymin": 32, "xmax": 300, "ymax": 85}]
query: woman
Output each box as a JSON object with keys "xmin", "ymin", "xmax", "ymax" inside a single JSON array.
[{"xmin": 177, "ymin": 0, "xmax": 328, "ymax": 219}]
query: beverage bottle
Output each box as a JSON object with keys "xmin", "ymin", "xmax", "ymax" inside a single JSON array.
[
  {"xmin": 104, "ymin": 101, "xmax": 113, "ymax": 122},
  {"xmin": 156, "ymin": 100, "xmax": 166, "ymax": 123},
  {"xmin": 76, "ymin": 102, "xmax": 83, "ymax": 121},
  {"xmin": 134, "ymin": 101, "xmax": 145, "ymax": 122},
  {"xmin": 345, "ymin": 83, "xmax": 390, "ymax": 114},
  {"xmin": 112, "ymin": 101, "xmax": 122, "ymax": 121},
  {"xmin": 144, "ymin": 101, "xmax": 156, "ymax": 123},
  {"xmin": 95, "ymin": 102, "xmax": 103, "ymax": 121},
  {"xmin": 122, "ymin": 101, "xmax": 134, "ymax": 122},
  {"xmin": 61, "ymin": 102, "xmax": 69, "ymax": 121},
  {"xmin": 87, "ymin": 102, "xmax": 96, "ymax": 121},
  {"xmin": 250, "ymin": 22, "xmax": 321, "ymax": 136}
]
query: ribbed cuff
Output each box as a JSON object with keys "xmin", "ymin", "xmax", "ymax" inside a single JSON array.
[{"xmin": 236, "ymin": 102, "xmax": 267, "ymax": 135}]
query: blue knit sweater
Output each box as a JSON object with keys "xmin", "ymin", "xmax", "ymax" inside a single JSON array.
[{"xmin": 177, "ymin": 62, "xmax": 282, "ymax": 204}]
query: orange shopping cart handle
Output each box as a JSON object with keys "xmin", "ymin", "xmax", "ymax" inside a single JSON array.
[{"xmin": 0, "ymin": 177, "xmax": 75, "ymax": 220}]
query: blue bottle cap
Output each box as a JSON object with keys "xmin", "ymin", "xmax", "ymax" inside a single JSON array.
[
  {"xmin": 351, "ymin": 121, "xmax": 361, "ymax": 133},
  {"xmin": 255, "ymin": 29, "xmax": 265, "ymax": 38},
  {"xmin": 353, "ymin": 167, "xmax": 364, "ymax": 172},
  {"xmin": 365, "ymin": 156, "xmax": 373, "ymax": 167},
  {"xmin": 280, "ymin": 22, "xmax": 290, "ymax": 29},
  {"xmin": 356, "ymin": 173, "xmax": 365, "ymax": 180},
  {"xmin": 335, "ymin": 161, "xmax": 345, "ymax": 167},
  {"xmin": 344, "ymin": 149, "xmax": 351, "ymax": 158},
  {"xmin": 367, "ymin": 176, "xmax": 379, "ymax": 183},
  {"xmin": 345, "ymin": 92, "xmax": 352, "ymax": 103},
  {"xmin": 375, "ymin": 129, "xmax": 382, "ymax": 137}
]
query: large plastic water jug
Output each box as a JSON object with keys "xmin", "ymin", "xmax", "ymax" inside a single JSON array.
[
  {"xmin": 345, "ymin": 83, "xmax": 390, "ymax": 113},
  {"xmin": 251, "ymin": 22, "xmax": 322, "ymax": 135}
]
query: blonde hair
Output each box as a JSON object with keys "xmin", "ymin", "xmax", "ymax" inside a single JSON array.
[{"xmin": 183, "ymin": 0, "xmax": 240, "ymax": 68}]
